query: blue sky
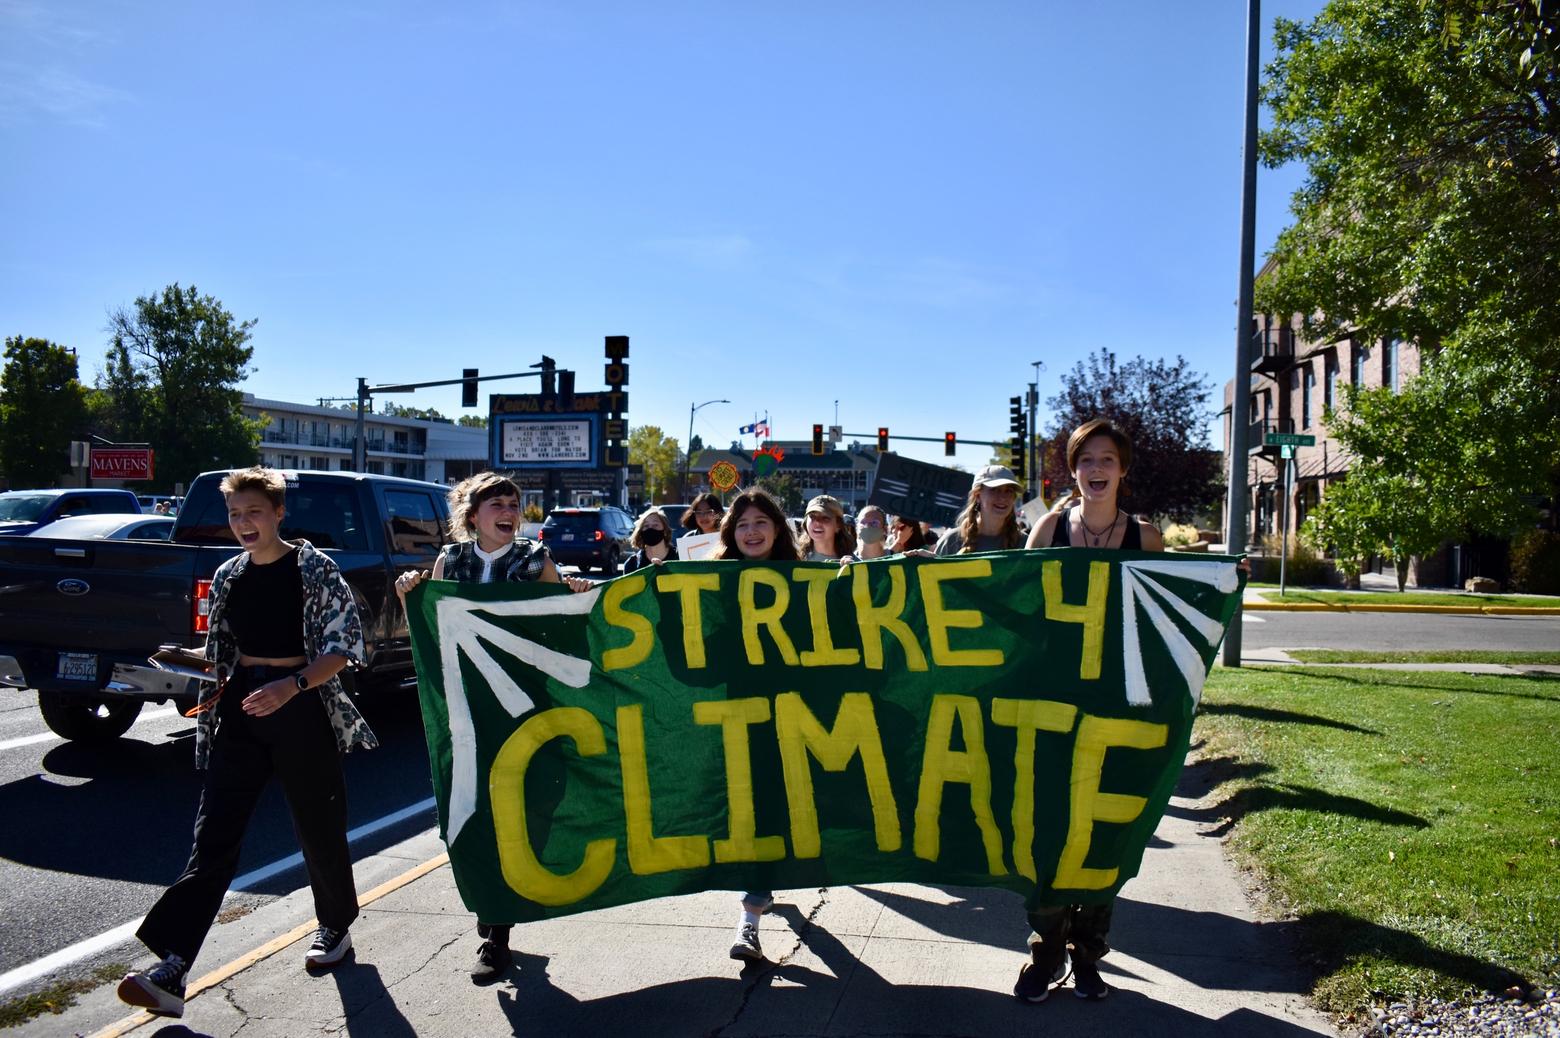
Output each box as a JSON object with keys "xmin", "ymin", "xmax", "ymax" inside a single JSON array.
[{"xmin": 1, "ymin": 1, "xmax": 1324, "ymax": 468}]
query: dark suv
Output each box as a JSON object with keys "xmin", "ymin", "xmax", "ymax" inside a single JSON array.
[{"xmin": 541, "ymin": 506, "xmax": 635, "ymax": 575}]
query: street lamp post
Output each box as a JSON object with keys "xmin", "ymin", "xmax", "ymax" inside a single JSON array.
[
  {"xmin": 683, "ymin": 398, "xmax": 729, "ymax": 500},
  {"xmin": 1028, "ymin": 360, "xmax": 1044, "ymax": 502}
]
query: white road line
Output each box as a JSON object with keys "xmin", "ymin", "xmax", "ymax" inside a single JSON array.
[
  {"xmin": 0, "ymin": 706, "xmax": 181, "ymax": 754},
  {"xmin": 0, "ymin": 796, "xmax": 437, "ymax": 996}
]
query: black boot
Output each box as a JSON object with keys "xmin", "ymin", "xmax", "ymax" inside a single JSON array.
[{"xmin": 470, "ymin": 924, "xmax": 512, "ymax": 985}]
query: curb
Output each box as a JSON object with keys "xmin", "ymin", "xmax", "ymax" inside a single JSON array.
[{"xmin": 1244, "ymin": 601, "xmax": 1560, "ymax": 615}]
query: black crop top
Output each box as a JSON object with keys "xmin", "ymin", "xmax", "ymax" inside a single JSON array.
[{"xmin": 225, "ymin": 548, "xmax": 307, "ymax": 658}]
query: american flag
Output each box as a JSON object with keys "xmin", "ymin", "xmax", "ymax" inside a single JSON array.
[{"xmin": 739, "ymin": 421, "xmax": 772, "ymax": 438}]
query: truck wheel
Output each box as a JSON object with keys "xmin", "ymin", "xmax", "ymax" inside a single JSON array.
[
  {"xmin": 38, "ymin": 694, "xmax": 143, "ymax": 743},
  {"xmin": 600, "ymin": 548, "xmax": 619, "ymax": 578}
]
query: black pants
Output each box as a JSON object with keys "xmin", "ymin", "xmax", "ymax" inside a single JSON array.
[
  {"xmin": 1028, "ymin": 901, "xmax": 1113, "ymax": 963},
  {"xmin": 138, "ymin": 665, "xmax": 359, "ymax": 963}
]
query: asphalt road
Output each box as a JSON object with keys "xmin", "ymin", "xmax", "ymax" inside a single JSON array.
[{"xmin": 1234, "ymin": 609, "xmax": 1560, "ymax": 653}]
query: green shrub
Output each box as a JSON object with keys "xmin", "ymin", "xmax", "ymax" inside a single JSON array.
[
  {"xmin": 1261, "ymin": 533, "xmax": 1332, "ymax": 586},
  {"xmin": 1508, "ymin": 529, "xmax": 1560, "ymax": 594},
  {"xmin": 523, "ymin": 503, "xmax": 543, "ymax": 523},
  {"xmin": 1163, "ymin": 523, "xmax": 1201, "ymax": 547}
]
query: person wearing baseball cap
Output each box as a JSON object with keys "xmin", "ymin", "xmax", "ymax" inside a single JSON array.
[
  {"xmin": 933, "ymin": 465, "xmax": 1025, "ymax": 555},
  {"xmin": 798, "ymin": 494, "xmax": 856, "ymax": 561}
]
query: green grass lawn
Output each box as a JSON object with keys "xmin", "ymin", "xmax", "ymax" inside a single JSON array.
[
  {"xmin": 1286, "ymin": 649, "xmax": 1560, "ymax": 665},
  {"xmin": 1252, "ymin": 589, "xmax": 1560, "ymax": 607},
  {"xmin": 1194, "ymin": 667, "xmax": 1560, "ymax": 1017}
]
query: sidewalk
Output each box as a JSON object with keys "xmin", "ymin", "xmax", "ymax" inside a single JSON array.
[
  {"xmin": 1237, "ymin": 647, "xmax": 1560, "ymax": 676},
  {"xmin": 34, "ymin": 779, "xmax": 1340, "ymax": 1038}
]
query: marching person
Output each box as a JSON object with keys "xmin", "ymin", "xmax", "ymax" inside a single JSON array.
[
  {"xmin": 394, "ymin": 472, "xmax": 589, "ymax": 984},
  {"xmin": 622, "ymin": 506, "xmax": 678, "ymax": 573},
  {"xmin": 798, "ymin": 493, "xmax": 856, "ymax": 561},
  {"xmin": 712, "ymin": 487, "xmax": 801, "ymax": 961},
  {"xmin": 841, "ymin": 504, "xmax": 890, "ymax": 561},
  {"xmin": 680, "ymin": 492, "xmax": 724, "ymax": 537},
  {"xmin": 887, "ymin": 514, "xmax": 929, "ymax": 553},
  {"xmin": 119, "ymin": 467, "xmax": 375, "ymax": 1019},
  {"xmin": 934, "ymin": 465, "xmax": 1026, "ymax": 555}
]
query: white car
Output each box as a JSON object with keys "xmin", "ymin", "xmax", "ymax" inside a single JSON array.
[{"xmin": 28, "ymin": 514, "xmax": 177, "ymax": 541}]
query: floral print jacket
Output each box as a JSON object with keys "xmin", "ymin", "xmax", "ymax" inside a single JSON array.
[{"xmin": 195, "ymin": 539, "xmax": 378, "ymax": 769}]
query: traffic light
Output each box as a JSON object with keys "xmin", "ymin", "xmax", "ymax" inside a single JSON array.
[
  {"xmin": 1042, "ymin": 476, "xmax": 1053, "ymax": 500},
  {"xmin": 461, "ymin": 368, "xmax": 479, "ymax": 408},
  {"xmin": 1009, "ymin": 397, "xmax": 1026, "ymax": 478},
  {"xmin": 944, "ymin": 431, "xmax": 956, "ymax": 456},
  {"xmin": 537, "ymin": 355, "xmax": 556, "ymax": 395},
  {"xmin": 877, "ymin": 427, "xmax": 889, "ymax": 452},
  {"xmin": 812, "ymin": 424, "xmax": 824, "ymax": 456},
  {"xmin": 558, "ymin": 369, "xmax": 575, "ymax": 410}
]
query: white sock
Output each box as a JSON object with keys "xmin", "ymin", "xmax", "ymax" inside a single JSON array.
[{"xmin": 741, "ymin": 909, "xmax": 762, "ymax": 928}]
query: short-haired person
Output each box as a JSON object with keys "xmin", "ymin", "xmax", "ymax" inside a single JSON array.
[
  {"xmin": 622, "ymin": 506, "xmax": 678, "ymax": 573},
  {"xmin": 119, "ymin": 468, "xmax": 374, "ymax": 1018},
  {"xmin": 798, "ymin": 494, "xmax": 856, "ymax": 561},
  {"xmin": 712, "ymin": 487, "xmax": 799, "ymax": 961},
  {"xmin": 394, "ymin": 472, "xmax": 589, "ymax": 984},
  {"xmin": 934, "ymin": 465, "xmax": 1026, "ymax": 555},
  {"xmin": 681, "ymin": 492, "xmax": 724, "ymax": 536}
]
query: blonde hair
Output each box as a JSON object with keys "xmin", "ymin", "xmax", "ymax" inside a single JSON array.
[
  {"xmin": 630, "ymin": 506, "xmax": 672, "ymax": 549},
  {"xmin": 220, "ymin": 466, "xmax": 286, "ymax": 507},
  {"xmin": 953, "ymin": 484, "xmax": 1023, "ymax": 553},
  {"xmin": 446, "ymin": 472, "xmax": 520, "ymax": 543},
  {"xmin": 797, "ymin": 494, "xmax": 857, "ymax": 557}
]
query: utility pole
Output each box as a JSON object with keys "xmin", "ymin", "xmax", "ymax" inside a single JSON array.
[{"xmin": 1221, "ymin": 0, "xmax": 1261, "ymax": 668}]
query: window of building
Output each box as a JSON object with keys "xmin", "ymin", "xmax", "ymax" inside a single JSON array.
[
  {"xmin": 1383, "ymin": 338, "xmax": 1399, "ymax": 392},
  {"xmin": 1352, "ymin": 341, "xmax": 1367, "ymax": 387},
  {"xmin": 1303, "ymin": 365, "xmax": 1315, "ymax": 429},
  {"xmin": 1324, "ymin": 352, "xmax": 1338, "ymax": 412}
]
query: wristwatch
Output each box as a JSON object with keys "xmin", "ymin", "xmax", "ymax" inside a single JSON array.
[{"xmin": 294, "ymin": 672, "xmax": 309, "ymax": 692}]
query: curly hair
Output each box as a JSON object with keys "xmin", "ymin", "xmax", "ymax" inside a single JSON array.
[
  {"xmin": 220, "ymin": 466, "xmax": 287, "ymax": 508},
  {"xmin": 715, "ymin": 487, "xmax": 801, "ymax": 561},
  {"xmin": 630, "ymin": 506, "xmax": 673, "ymax": 549},
  {"xmin": 446, "ymin": 472, "xmax": 520, "ymax": 543}
]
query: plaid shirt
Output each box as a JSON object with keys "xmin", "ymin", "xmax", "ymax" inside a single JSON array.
[{"xmin": 196, "ymin": 540, "xmax": 377, "ymax": 769}]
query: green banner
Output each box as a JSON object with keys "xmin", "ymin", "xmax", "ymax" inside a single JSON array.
[{"xmin": 405, "ymin": 551, "xmax": 1244, "ymax": 923}]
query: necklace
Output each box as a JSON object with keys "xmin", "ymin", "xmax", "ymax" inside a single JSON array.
[{"xmin": 1079, "ymin": 508, "xmax": 1121, "ymax": 547}]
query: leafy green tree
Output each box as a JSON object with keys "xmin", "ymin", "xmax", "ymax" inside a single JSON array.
[
  {"xmin": 755, "ymin": 472, "xmax": 803, "ymax": 514},
  {"xmin": 457, "ymin": 414, "xmax": 487, "ymax": 429},
  {"xmin": 0, "ymin": 336, "xmax": 89, "ymax": 487},
  {"xmin": 381, "ymin": 403, "xmax": 451, "ymax": 422},
  {"xmin": 1042, "ymin": 348, "xmax": 1223, "ymax": 521},
  {"xmin": 101, "ymin": 284, "xmax": 265, "ymax": 490},
  {"xmin": 626, "ymin": 425, "xmax": 682, "ymax": 503},
  {"xmin": 1259, "ymin": 0, "xmax": 1560, "ymax": 534}
]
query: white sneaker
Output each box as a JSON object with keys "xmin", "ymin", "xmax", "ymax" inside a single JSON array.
[
  {"xmin": 729, "ymin": 921, "xmax": 763, "ymax": 960},
  {"xmin": 304, "ymin": 927, "xmax": 352, "ymax": 968}
]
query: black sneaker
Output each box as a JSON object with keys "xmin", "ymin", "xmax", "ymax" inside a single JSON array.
[
  {"xmin": 1072, "ymin": 956, "xmax": 1110, "ymax": 1000},
  {"xmin": 304, "ymin": 927, "xmax": 352, "ymax": 968},
  {"xmin": 117, "ymin": 953, "xmax": 188, "ymax": 1018},
  {"xmin": 1013, "ymin": 946, "xmax": 1068, "ymax": 1004},
  {"xmin": 469, "ymin": 939, "xmax": 512, "ymax": 985}
]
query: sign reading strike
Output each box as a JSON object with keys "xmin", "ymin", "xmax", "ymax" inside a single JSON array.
[
  {"xmin": 90, "ymin": 448, "xmax": 154, "ymax": 481},
  {"xmin": 500, "ymin": 420, "xmax": 593, "ymax": 464},
  {"xmin": 405, "ymin": 551, "xmax": 1243, "ymax": 923}
]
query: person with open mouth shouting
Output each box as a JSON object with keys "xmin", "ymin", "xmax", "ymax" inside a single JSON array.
[
  {"xmin": 395, "ymin": 472, "xmax": 590, "ymax": 984},
  {"xmin": 119, "ymin": 467, "xmax": 375, "ymax": 1020}
]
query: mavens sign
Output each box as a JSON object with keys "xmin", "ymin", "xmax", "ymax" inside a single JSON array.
[{"xmin": 89, "ymin": 448, "xmax": 154, "ymax": 481}]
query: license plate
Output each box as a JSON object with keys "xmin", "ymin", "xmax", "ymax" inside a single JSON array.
[
  {"xmin": 561, "ymin": 533, "xmax": 575, "ymax": 541},
  {"xmin": 56, "ymin": 652, "xmax": 96, "ymax": 681}
]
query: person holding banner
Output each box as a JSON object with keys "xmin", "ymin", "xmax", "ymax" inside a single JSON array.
[
  {"xmin": 798, "ymin": 493, "xmax": 856, "ymax": 561},
  {"xmin": 394, "ymin": 472, "xmax": 589, "ymax": 984},
  {"xmin": 622, "ymin": 506, "xmax": 678, "ymax": 573},
  {"xmin": 933, "ymin": 465, "xmax": 1026, "ymax": 555},
  {"xmin": 713, "ymin": 486, "xmax": 800, "ymax": 960},
  {"xmin": 841, "ymin": 504, "xmax": 890, "ymax": 561},
  {"xmin": 119, "ymin": 467, "xmax": 373, "ymax": 1019}
]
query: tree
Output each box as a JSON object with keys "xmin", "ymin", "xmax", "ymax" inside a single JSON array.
[
  {"xmin": 627, "ymin": 425, "xmax": 682, "ymax": 503},
  {"xmin": 0, "ymin": 337, "xmax": 88, "ymax": 487},
  {"xmin": 1258, "ymin": 0, "xmax": 1560, "ymax": 534},
  {"xmin": 1042, "ymin": 349, "xmax": 1223, "ymax": 521},
  {"xmin": 381, "ymin": 403, "xmax": 451, "ymax": 422},
  {"xmin": 457, "ymin": 414, "xmax": 487, "ymax": 429},
  {"xmin": 100, "ymin": 284, "xmax": 265, "ymax": 490},
  {"xmin": 755, "ymin": 472, "xmax": 803, "ymax": 514}
]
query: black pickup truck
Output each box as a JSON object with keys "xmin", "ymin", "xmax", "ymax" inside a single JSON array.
[{"xmin": 0, "ymin": 470, "xmax": 451, "ymax": 742}]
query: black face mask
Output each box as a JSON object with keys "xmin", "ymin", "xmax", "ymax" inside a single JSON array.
[{"xmin": 640, "ymin": 528, "xmax": 665, "ymax": 546}]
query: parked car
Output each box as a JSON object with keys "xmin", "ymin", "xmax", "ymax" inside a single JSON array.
[
  {"xmin": 658, "ymin": 503, "xmax": 692, "ymax": 532},
  {"xmin": 0, "ymin": 488, "xmax": 142, "ymax": 537},
  {"xmin": 29, "ymin": 514, "xmax": 176, "ymax": 541},
  {"xmin": 0, "ymin": 469, "xmax": 452, "ymax": 742},
  {"xmin": 540, "ymin": 506, "xmax": 635, "ymax": 575}
]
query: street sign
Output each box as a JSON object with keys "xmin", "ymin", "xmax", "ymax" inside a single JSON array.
[
  {"xmin": 1264, "ymin": 432, "xmax": 1316, "ymax": 447},
  {"xmin": 1280, "ymin": 444, "xmax": 1295, "ymax": 460}
]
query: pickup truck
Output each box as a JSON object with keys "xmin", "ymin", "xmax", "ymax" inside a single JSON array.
[
  {"xmin": 0, "ymin": 488, "xmax": 143, "ymax": 536},
  {"xmin": 0, "ymin": 470, "xmax": 451, "ymax": 742}
]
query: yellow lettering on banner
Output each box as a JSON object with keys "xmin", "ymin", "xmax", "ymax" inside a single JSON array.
[
  {"xmin": 918, "ymin": 560, "xmax": 1005, "ymax": 668},
  {"xmin": 601, "ymin": 573, "xmax": 653, "ymax": 672},
  {"xmin": 912, "ymin": 694, "xmax": 1007, "ymax": 874},
  {"xmin": 655, "ymin": 571, "xmax": 721, "ymax": 669},
  {"xmin": 739, "ymin": 567, "xmax": 800, "ymax": 666},
  {"xmin": 1054, "ymin": 714, "xmax": 1168, "ymax": 890},
  {"xmin": 692, "ymin": 698, "xmax": 786, "ymax": 863},
  {"xmin": 617, "ymin": 705, "xmax": 711, "ymax": 875},
  {"xmin": 990, "ymin": 698, "xmax": 1078, "ymax": 881},
  {"xmin": 1042, "ymin": 560, "xmax": 1110, "ymax": 680},
  {"xmin": 852, "ymin": 563, "xmax": 927, "ymax": 672},
  {"xmin": 490, "ymin": 707, "xmax": 617, "ymax": 906},
  {"xmin": 792, "ymin": 569, "xmax": 861, "ymax": 667},
  {"xmin": 774, "ymin": 692, "xmax": 901, "ymax": 857}
]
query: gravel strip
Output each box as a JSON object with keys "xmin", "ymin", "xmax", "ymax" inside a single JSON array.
[{"xmin": 1361, "ymin": 990, "xmax": 1559, "ymax": 1037}]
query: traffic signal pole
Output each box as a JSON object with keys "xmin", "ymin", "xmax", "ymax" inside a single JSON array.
[{"xmin": 351, "ymin": 368, "xmax": 545, "ymax": 473}]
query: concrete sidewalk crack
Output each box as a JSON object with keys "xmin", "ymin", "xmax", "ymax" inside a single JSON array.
[
  {"xmin": 707, "ymin": 887, "xmax": 831, "ymax": 1038},
  {"xmin": 222, "ymin": 983, "xmax": 255, "ymax": 1037}
]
